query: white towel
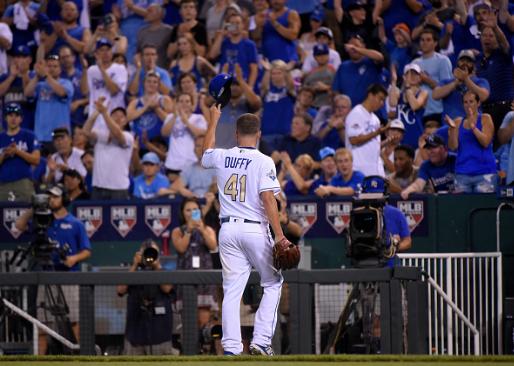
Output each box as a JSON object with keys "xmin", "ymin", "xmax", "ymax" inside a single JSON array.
[{"xmin": 13, "ymin": 3, "xmax": 30, "ymax": 30}]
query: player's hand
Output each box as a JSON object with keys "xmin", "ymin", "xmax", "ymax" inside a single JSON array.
[
  {"xmin": 134, "ymin": 53, "xmax": 142, "ymax": 70},
  {"xmin": 209, "ymin": 103, "xmax": 221, "ymax": 124},
  {"xmin": 280, "ymin": 151, "xmax": 292, "ymax": 168}
]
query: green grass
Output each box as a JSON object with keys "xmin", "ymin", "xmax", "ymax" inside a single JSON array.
[{"xmin": 0, "ymin": 355, "xmax": 514, "ymax": 365}]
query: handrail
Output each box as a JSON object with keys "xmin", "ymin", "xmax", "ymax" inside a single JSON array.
[
  {"xmin": 399, "ymin": 252, "xmax": 501, "ymax": 259},
  {"xmin": 2, "ymin": 298, "xmax": 79, "ymax": 354},
  {"xmin": 422, "ymin": 274, "xmax": 480, "ymax": 356}
]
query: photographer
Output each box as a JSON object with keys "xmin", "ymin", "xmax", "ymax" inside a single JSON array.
[
  {"xmin": 116, "ymin": 240, "xmax": 177, "ymax": 355},
  {"xmin": 15, "ymin": 185, "xmax": 91, "ymax": 354}
]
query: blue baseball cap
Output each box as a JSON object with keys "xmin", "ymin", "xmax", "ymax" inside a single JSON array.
[
  {"xmin": 313, "ymin": 43, "xmax": 329, "ymax": 56},
  {"xmin": 360, "ymin": 175, "xmax": 388, "ymax": 197},
  {"xmin": 141, "ymin": 152, "xmax": 160, "ymax": 165},
  {"xmin": 319, "ymin": 146, "xmax": 335, "ymax": 160},
  {"xmin": 13, "ymin": 45, "xmax": 31, "ymax": 57},
  {"xmin": 96, "ymin": 37, "xmax": 113, "ymax": 50},
  {"xmin": 208, "ymin": 73, "xmax": 233, "ymax": 108},
  {"xmin": 4, "ymin": 102, "xmax": 23, "ymax": 116},
  {"xmin": 310, "ymin": 10, "xmax": 324, "ymax": 23}
]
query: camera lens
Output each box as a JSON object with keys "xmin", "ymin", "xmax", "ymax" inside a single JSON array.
[{"xmin": 142, "ymin": 247, "xmax": 159, "ymax": 265}]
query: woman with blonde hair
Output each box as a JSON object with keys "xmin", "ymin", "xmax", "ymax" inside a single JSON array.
[
  {"xmin": 278, "ymin": 153, "xmax": 315, "ymax": 196},
  {"xmin": 260, "ymin": 59, "xmax": 296, "ymax": 148},
  {"xmin": 169, "ymin": 33, "xmax": 216, "ymax": 91}
]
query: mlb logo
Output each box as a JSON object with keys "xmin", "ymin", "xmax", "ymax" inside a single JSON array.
[
  {"xmin": 111, "ymin": 206, "xmax": 137, "ymax": 238},
  {"xmin": 326, "ymin": 202, "xmax": 352, "ymax": 234},
  {"xmin": 289, "ymin": 202, "xmax": 317, "ymax": 235},
  {"xmin": 76, "ymin": 207, "xmax": 102, "ymax": 238},
  {"xmin": 145, "ymin": 205, "xmax": 171, "ymax": 237},
  {"xmin": 3, "ymin": 208, "xmax": 28, "ymax": 239},
  {"xmin": 397, "ymin": 200, "xmax": 424, "ymax": 233}
]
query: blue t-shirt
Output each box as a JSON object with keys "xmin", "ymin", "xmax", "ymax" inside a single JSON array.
[
  {"xmin": 47, "ymin": 213, "xmax": 91, "ymax": 272},
  {"xmin": 132, "ymin": 173, "xmax": 169, "ymax": 199},
  {"xmin": 0, "ymin": 128, "xmax": 39, "ymax": 182},
  {"xmin": 332, "ymin": 58, "xmax": 384, "ymax": 106},
  {"xmin": 261, "ymin": 84, "xmax": 295, "ymax": 136},
  {"xmin": 397, "ymin": 91, "xmax": 424, "ymax": 148},
  {"xmin": 284, "ymin": 179, "xmax": 303, "ymax": 196},
  {"xmin": 330, "ymin": 170, "xmax": 365, "ymax": 191},
  {"xmin": 275, "ymin": 135, "xmax": 321, "ymax": 163},
  {"xmin": 385, "ymin": 40, "xmax": 413, "ymax": 82},
  {"xmin": 34, "ymin": 78, "xmax": 74, "ymax": 142},
  {"xmin": 309, "ymin": 175, "xmax": 332, "ymax": 194},
  {"xmin": 383, "ymin": 204, "xmax": 410, "ymax": 267},
  {"xmin": 130, "ymin": 96, "xmax": 166, "ymax": 145},
  {"xmin": 382, "ymin": 0, "xmax": 430, "ymax": 39},
  {"xmin": 220, "ymin": 38, "xmax": 258, "ymax": 82},
  {"xmin": 438, "ymin": 76, "xmax": 490, "ymax": 119},
  {"xmin": 134, "ymin": 66, "xmax": 172, "ymax": 97},
  {"xmin": 418, "ymin": 152, "xmax": 456, "ymax": 192}
]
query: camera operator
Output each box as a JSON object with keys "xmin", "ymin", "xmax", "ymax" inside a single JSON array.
[
  {"xmin": 15, "ymin": 185, "xmax": 91, "ymax": 354},
  {"xmin": 116, "ymin": 240, "xmax": 177, "ymax": 355}
]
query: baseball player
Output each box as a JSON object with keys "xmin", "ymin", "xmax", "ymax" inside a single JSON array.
[{"xmin": 201, "ymin": 104, "xmax": 286, "ymax": 356}]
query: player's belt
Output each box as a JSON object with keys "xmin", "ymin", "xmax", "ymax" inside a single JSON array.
[{"xmin": 220, "ymin": 217, "xmax": 261, "ymax": 224}]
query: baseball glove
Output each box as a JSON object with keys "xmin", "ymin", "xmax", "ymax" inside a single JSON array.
[{"xmin": 273, "ymin": 237, "xmax": 301, "ymax": 270}]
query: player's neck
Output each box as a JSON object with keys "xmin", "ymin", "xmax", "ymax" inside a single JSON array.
[{"xmin": 237, "ymin": 137, "xmax": 257, "ymax": 148}]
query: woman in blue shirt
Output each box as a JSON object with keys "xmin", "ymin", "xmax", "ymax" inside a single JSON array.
[{"xmin": 446, "ymin": 90, "xmax": 497, "ymax": 193}]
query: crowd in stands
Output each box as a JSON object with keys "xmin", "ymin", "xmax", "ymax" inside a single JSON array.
[{"xmin": 1, "ymin": 0, "xmax": 514, "ymax": 205}]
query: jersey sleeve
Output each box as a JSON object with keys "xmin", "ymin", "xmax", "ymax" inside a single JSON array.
[
  {"xmin": 201, "ymin": 148, "xmax": 223, "ymax": 169},
  {"xmin": 417, "ymin": 161, "xmax": 430, "ymax": 182},
  {"xmin": 346, "ymin": 110, "xmax": 365, "ymax": 138},
  {"xmin": 258, "ymin": 157, "xmax": 281, "ymax": 194}
]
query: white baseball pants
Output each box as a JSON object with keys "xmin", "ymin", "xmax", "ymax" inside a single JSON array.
[{"xmin": 218, "ymin": 219, "xmax": 283, "ymax": 355}]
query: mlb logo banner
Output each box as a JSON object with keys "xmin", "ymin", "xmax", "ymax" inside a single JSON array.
[
  {"xmin": 145, "ymin": 205, "xmax": 171, "ymax": 237},
  {"xmin": 326, "ymin": 202, "xmax": 352, "ymax": 234},
  {"xmin": 289, "ymin": 202, "xmax": 317, "ymax": 235},
  {"xmin": 76, "ymin": 207, "xmax": 102, "ymax": 238},
  {"xmin": 111, "ymin": 206, "xmax": 137, "ymax": 238},
  {"xmin": 397, "ymin": 200, "xmax": 424, "ymax": 233},
  {"xmin": 3, "ymin": 208, "xmax": 28, "ymax": 239}
]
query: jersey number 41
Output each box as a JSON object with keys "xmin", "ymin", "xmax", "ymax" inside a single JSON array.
[{"xmin": 224, "ymin": 173, "xmax": 247, "ymax": 202}]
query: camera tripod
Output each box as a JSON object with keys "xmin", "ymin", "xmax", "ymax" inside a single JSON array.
[
  {"xmin": 324, "ymin": 282, "xmax": 380, "ymax": 354},
  {"xmin": 0, "ymin": 243, "xmax": 77, "ymax": 354}
]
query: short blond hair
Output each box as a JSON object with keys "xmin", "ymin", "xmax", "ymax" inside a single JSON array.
[
  {"xmin": 335, "ymin": 148, "xmax": 353, "ymax": 161},
  {"xmin": 295, "ymin": 154, "xmax": 315, "ymax": 171}
]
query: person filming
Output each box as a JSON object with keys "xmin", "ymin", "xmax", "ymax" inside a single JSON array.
[{"xmin": 117, "ymin": 240, "xmax": 177, "ymax": 355}]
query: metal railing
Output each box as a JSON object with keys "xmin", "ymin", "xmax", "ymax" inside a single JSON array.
[{"xmin": 399, "ymin": 252, "xmax": 502, "ymax": 355}]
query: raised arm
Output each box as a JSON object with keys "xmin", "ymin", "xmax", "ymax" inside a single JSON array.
[{"xmin": 202, "ymin": 104, "xmax": 222, "ymax": 154}]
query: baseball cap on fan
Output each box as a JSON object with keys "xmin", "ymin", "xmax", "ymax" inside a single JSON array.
[{"xmin": 319, "ymin": 146, "xmax": 335, "ymax": 161}]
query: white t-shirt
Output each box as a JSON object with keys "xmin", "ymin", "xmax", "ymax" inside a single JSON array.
[
  {"xmin": 0, "ymin": 23, "xmax": 12, "ymax": 75},
  {"xmin": 92, "ymin": 129, "xmax": 134, "ymax": 190},
  {"xmin": 302, "ymin": 49, "xmax": 341, "ymax": 74},
  {"xmin": 87, "ymin": 63, "xmax": 128, "ymax": 131},
  {"xmin": 46, "ymin": 147, "xmax": 87, "ymax": 183},
  {"xmin": 164, "ymin": 113, "xmax": 207, "ymax": 171},
  {"xmin": 202, "ymin": 146, "xmax": 280, "ymax": 223},
  {"xmin": 345, "ymin": 104, "xmax": 385, "ymax": 177}
]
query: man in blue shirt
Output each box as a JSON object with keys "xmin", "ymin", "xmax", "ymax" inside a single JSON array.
[
  {"xmin": 401, "ymin": 134, "xmax": 456, "ymax": 199},
  {"xmin": 15, "ymin": 183, "xmax": 91, "ymax": 354},
  {"xmin": 0, "ymin": 102, "xmax": 40, "ymax": 202},
  {"xmin": 332, "ymin": 35, "xmax": 386, "ymax": 107},
  {"xmin": 24, "ymin": 53, "xmax": 74, "ymax": 150},
  {"xmin": 133, "ymin": 152, "xmax": 170, "ymax": 199},
  {"xmin": 209, "ymin": 12, "xmax": 258, "ymax": 88},
  {"xmin": 432, "ymin": 49, "xmax": 490, "ymax": 120},
  {"xmin": 128, "ymin": 44, "xmax": 172, "ymax": 97}
]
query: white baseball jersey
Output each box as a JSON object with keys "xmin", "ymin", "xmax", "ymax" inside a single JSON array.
[{"xmin": 201, "ymin": 146, "xmax": 280, "ymax": 223}]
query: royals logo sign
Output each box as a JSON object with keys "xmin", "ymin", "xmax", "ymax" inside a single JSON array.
[
  {"xmin": 326, "ymin": 202, "xmax": 352, "ymax": 234},
  {"xmin": 76, "ymin": 207, "xmax": 102, "ymax": 238},
  {"xmin": 111, "ymin": 206, "xmax": 137, "ymax": 238},
  {"xmin": 145, "ymin": 205, "xmax": 171, "ymax": 237},
  {"xmin": 397, "ymin": 200, "xmax": 424, "ymax": 233},
  {"xmin": 289, "ymin": 202, "xmax": 317, "ymax": 235},
  {"xmin": 3, "ymin": 208, "xmax": 28, "ymax": 239}
]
